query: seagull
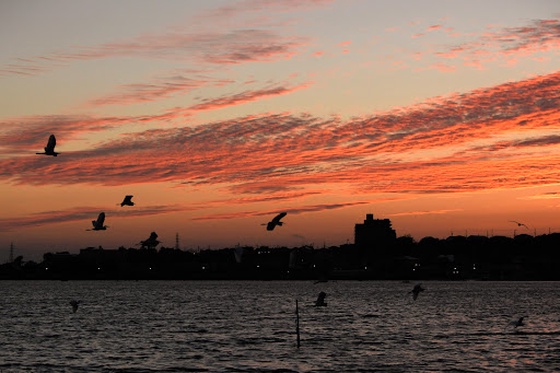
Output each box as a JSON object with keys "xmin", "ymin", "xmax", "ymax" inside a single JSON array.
[
  {"xmin": 88, "ymin": 212, "xmax": 107, "ymax": 231},
  {"xmin": 36, "ymin": 134, "xmax": 59, "ymax": 157},
  {"xmin": 410, "ymin": 283, "xmax": 425, "ymax": 300},
  {"xmin": 314, "ymin": 291, "xmax": 327, "ymax": 307},
  {"xmin": 70, "ymin": 300, "xmax": 80, "ymax": 313},
  {"xmin": 120, "ymin": 195, "xmax": 134, "ymax": 207},
  {"xmin": 509, "ymin": 220, "xmax": 529, "ymax": 229},
  {"xmin": 263, "ymin": 212, "xmax": 287, "ymax": 231}
]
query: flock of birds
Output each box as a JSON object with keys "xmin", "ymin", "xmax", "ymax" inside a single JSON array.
[
  {"xmin": 37, "ymin": 134, "xmax": 289, "ymax": 238},
  {"xmin": 39, "ymin": 135, "xmax": 528, "ymax": 331}
]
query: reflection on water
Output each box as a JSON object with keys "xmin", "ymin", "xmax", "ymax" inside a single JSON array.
[{"xmin": 1, "ymin": 281, "xmax": 559, "ymax": 372}]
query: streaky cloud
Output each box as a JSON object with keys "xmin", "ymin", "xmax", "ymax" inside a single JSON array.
[
  {"xmin": 1, "ymin": 71, "xmax": 560, "ymax": 196},
  {"xmin": 389, "ymin": 209, "xmax": 463, "ymax": 217},
  {"xmin": 192, "ymin": 201, "xmax": 371, "ymax": 221},
  {"xmin": 88, "ymin": 74, "xmax": 235, "ymax": 107},
  {"xmin": 0, "ymin": 27, "xmax": 308, "ymax": 77},
  {"xmin": 186, "ymin": 82, "xmax": 311, "ymax": 112},
  {"xmin": 0, "ymin": 204, "xmax": 189, "ymax": 231}
]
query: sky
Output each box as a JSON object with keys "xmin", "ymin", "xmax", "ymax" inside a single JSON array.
[{"xmin": 2, "ymin": 0, "xmax": 560, "ymax": 261}]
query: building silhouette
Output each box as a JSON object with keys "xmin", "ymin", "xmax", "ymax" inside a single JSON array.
[{"xmin": 354, "ymin": 213, "xmax": 397, "ymax": 249}]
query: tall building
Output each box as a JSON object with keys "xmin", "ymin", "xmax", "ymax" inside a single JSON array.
[{"xmin": 354, "ymin": 213, "xmax": 396, "ymax": 249}]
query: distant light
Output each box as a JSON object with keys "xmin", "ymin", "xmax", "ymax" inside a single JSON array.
[
  {"xmin": 256, "ymin": 265, "xmax": 260, "ymax": 268},
  {"xmin": 202, "ymin": 266, "xmax": 206, "ymax": 270},
  {"xmin": 149, "ymin": 267, "xmax": 152, "ymax": 270},
  {"xmin": 45, "ymin": 267, "xmax": 49, "ymax": 271},
  {"xmin": 364, "ymin": 266, "xmax": 368, "ymax": 270},
  {"xmin": 97, "ymin": 267, "xmax": 101, "ymax": 271}
]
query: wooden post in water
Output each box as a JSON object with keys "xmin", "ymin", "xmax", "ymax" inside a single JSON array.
[{"xmin": 295, "ymin": 299, "xmax": 301, "ymax": 348}]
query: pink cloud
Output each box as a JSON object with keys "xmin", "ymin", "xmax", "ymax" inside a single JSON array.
[
  {"xmin": 427, "ymin": 24, "xmax": 442, "ymax": 32},
  {"xmin": 431, "ymin": 18, "xmax": 560, "ymax": 70},
  {"xmin": 427, "ymin": 62, "xmax": 456, "ymax": 73},
  {"xmin": 185, "ymin": 82, "xmax": 312, "ymax": 112},
  {"xmin": 89, "ymin": 75, "xmax": 234, "ymax": 107},
  {"xmin": 0, "ymin": 0, "xmax": 337, "ymax": 80},
  {"xmin": 0, "ymin": 28, "xmax": 309, "ymax": 77}
]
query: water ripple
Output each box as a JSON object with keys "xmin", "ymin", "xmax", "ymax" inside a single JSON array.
[{"xmin": 0, "ymin": 281, "xmax": 559, "ymax": 372}]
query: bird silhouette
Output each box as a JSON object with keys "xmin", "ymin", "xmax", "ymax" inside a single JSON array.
[
  {"xmin": 410, "ymin": 283, "xmax": 425, "ymax": 300},
  {"xmin": 36, "ymin": 134, "xmax": 59, "ymax": 157},
  {"xmin": 314, "ymin": 291, "xmax": 327, "ymax": 307},
  {"xmin": 512, "ymin": 316, "xmax": 525, "ymax": 328},
  {"xmin": 509, "ymin": 220, "xmax": 529, "ymax": 229},
  {"xmin": 70, "ymin": 300, "xmax": 80, "ymax": 313},
  {"xmin": 88, "ymin": 212, "xmax": 107, "ymax": 231},
  {"xmin": 263, "ymin": 212, "xmax": 287, "ymax": 231},
  {"xmin": 139, "ymin": 231, "xmax": 160, "ymax": 249},
  {"xmin": 120, "ymin": 195, "xmax": 134, "ymax": 207}
]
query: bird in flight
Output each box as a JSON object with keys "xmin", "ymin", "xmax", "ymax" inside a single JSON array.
[
  {"xmin": 509, "ymin": 220, "xmax": 529, "ymax": 229},
  {"xmin": 120, "ymin": 195, "xmax": 134, "ymax": 207},
  {"xmin": 36, "ymin": 134, "xmax": 59, "ymax": 157},
  {"xmin": 140, "ymin": 231, "xmax": 160, "ymax": 249},
  {"xmin": 88, "ymin": 212, "xmax": 107, "ymax": 231},
  {"xmin": 505, "ymin": 316, "xmax": 526, "ymax": 332},
  {"xmin": 263, "ymin": 212, "xmax": 287, "ymax": 231},
  {"xmin": 410, "ymin": 283, "xmax": 425, "ymax": 300}
]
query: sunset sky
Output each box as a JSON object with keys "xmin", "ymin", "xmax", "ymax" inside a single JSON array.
[{"xmin": 2, "ymin": 0, "xmax": 560, "ymax": 261}]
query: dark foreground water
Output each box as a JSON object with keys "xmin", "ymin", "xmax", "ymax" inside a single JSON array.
[{"xmin": 0, "ymin": 281, "xmax": 559, "ymax": 372}]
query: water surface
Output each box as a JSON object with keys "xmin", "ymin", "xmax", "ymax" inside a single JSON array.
[{"xmin": 1, "ymin": 281, "xmax": 559, "ymax": 372}]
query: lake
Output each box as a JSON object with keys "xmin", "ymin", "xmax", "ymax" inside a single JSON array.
[{"xmin": 1, "ymin": 281, "xmax": 559, "ymax": 372}]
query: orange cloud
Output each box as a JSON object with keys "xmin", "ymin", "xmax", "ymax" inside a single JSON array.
[
  {"xmin": 389, "ymin": 209, "xmax": 462, "ymax": 217},
  {"xmin": 192, "ymin": 201, "xmax": 370, "ymax": 221},
  {"xmin": 2, "ymin": 71, "xmax": 560, "ymax": 199},
  {"xmin": 0, "ymin": 205, "xmax": 188, "ymax": 231}
]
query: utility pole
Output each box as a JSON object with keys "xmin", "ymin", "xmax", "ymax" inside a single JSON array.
[
  {"xmin": 9, "ymin": 242, "xmax": 14, "ymax": 263},
  {"xmin": 175, "ymin": 233, "xmax": 180, "ymax": 250}
]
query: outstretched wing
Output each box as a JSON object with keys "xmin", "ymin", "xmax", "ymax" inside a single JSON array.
[
  {"xmin": 46, "ymin": 134, "xmax": 56, "ymax": 152},
  {"xmin": 272, "ymin": 212, "xmax": 287, "ymax": 224},
  {"xmin": 97, "ymin": 212, "xmax": 105, "ymax": 226},
  {"xmin": 124, "ymin": 195, "xmax": 133, "ymax": 202}
]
